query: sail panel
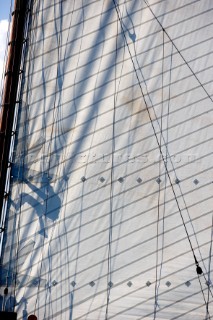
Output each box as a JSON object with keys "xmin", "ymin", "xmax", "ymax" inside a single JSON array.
[{"xmin": 0, "ymin": 0, "xmax": 213, "ymax": 319}]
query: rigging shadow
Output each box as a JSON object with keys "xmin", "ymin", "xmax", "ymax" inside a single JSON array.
[
  {"xmin": 21, "ymin": 177, "xmax": 61, "ymax": 238},
  {"xmin": 0, "ymin": 294, "xmax": 16, "ymax": 312}
]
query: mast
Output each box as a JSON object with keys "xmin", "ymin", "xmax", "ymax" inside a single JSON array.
[{"xmin": 0, "ymin": 0, "xmax": 28, "ymax": 223}]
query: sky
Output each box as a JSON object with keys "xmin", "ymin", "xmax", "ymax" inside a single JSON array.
[{"xmin": 0, "ymin": 0, "xmax": 13, "ymax": 94}]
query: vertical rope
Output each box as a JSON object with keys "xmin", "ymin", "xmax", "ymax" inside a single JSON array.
[
  {"xmin": 105, "ymin": 7, "xmax": 118, "ymax": 319},
  {"xmin": 112, "ymin": 2, "xmax": 212, "ymax": 312},
  {"xmin": 154, "ymin": 29, "xmax": 164, "ymax": 318}
]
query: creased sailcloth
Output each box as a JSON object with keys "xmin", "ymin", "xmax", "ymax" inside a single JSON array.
[{"xmin": 0, "ymin": 0, "xmax": 213, "ymax": 319}]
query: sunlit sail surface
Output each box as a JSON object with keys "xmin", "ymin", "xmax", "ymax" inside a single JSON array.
[{"xmin": 1, "ymin": 0, "xmax": 213, "ymax": 319}]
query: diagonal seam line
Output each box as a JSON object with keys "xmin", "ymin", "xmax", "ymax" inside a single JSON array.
[
  {"xmin": 144, "ymin": 0, "xmax": 213, "ymax": 104},
  {"xmin": 113, "ymin": 0, "xmax": 213, "ymax": 308},
  {"xmin": 113, "ymin": 0, "xmax": 198, "ymax": 268}
]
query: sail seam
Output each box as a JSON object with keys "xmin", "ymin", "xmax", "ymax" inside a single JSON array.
[{"xmin": 112, "ymin": 1, "xmax": 212, "ymax": 312}]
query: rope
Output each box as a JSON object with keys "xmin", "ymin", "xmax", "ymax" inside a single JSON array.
[
  {"xmin": 13, "ymin": 0, "xmax": 34, "ymax": 305},
  {"xmin": 114, "ymin": 0, "xmax": 213, "ymax": 315},
  {"xmin": 154, "ymin": 29, "xmax": 165, "ymax": 319},
  {"xmin": 143, "ymin": 0, "xmax": 213, "ymax": 104},
  {"xmin": 105, "ymin": 9, "xmax": 118, "ymax": 319},
  {"xmin": 112, "ymin": 0, "xmax": 207, "ymax": 293},
  {"xmin": 34, "ymin": 0, "xmax": 63, "ymax": 312},
  {"xmin": 206, "ymin": 215, "xmax": 213, "ymax": 319},
  {"xmin": 143, "ymin": 0, "xmax": 213, "ymax": 302}
]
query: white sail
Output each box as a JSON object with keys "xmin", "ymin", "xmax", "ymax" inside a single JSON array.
[{"xmin": 1, "ymin": 0, "xmax": 213, "ymax": 319}]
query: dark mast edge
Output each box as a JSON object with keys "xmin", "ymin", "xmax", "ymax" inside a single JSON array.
[{"xmin": 0, "ymin": 0, "xmax": 28, "ymax": 221}]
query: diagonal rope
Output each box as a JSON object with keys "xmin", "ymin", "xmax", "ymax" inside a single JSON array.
[
  {"xmin": 143, "ymin": 0, "xmax": 213, "ymax": 104},
  {"xmin": 112, "ymin": 0, "xmax": 199, "ymax": 271},
  {"xmin": 113, "ymin": 1, "xmax": 213, "ymax": 315},
  {"xmin": 112, "ymin": 0, "xmax": 207, "ymax": 291}
]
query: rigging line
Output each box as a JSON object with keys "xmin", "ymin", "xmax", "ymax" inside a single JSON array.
[
  {"xmin": 14, "ymin": 0, "xmax": 37, "ymax": 304},
  {"xmin": 52, "ymin": 3, "xmax": 76, "ymax": 311},
  {"xmin": 198, "ymin": 274, "xmax": 211, "ymax": 320},
  {"xmin": 13, "ymin": 0, "xmax": 34, "ymax": 302},
  {"xmin": 154, "ymin": 29, "xmax": 164, "ymax": 319},
  {"xmin": 154, "ymin": 39, "xmax": 173, "ymax": 320},
  {"xmin": 112, "ymin": 0, "xmax": 202, "ymax": 276},
  {"xmin": 130, "ymin": 18, "xmax": 211, "ymax": 282},
  {"xmin": 122, "ymin": 0, "xmax": 138, "ymax": 157},
  {"xmin": 40, "ymin": 0, "xmax": 48, "ymax": 138},
  {"xmin": 84, "ymin": 0, "xmax": 105, "ymax": 178},
  {"xmin": 144, "ymin": 30, "xmax": 213, "ymax": 292},
  {"xmin": 178, "ymin": 190, "xmax": 211, "ymax": 280},
  {"xmin": 57, "ymin": 0, "xmax": 75, "ymax": 293},
  {"xmin": 156, "ymin": 39, "xmax": 173, "ymax": 296},
  {"xmin": 156, "ymin": 39, "xmax": 173, "ymax": 318},
  {"xmin": 105, "ymin": 9, "xmax": 119, "ymax": 320},
  {"xmin": 206, "ymin": 214, "xmax": 213, "ymax": 318},
  {"xmin": 2, "ymin": 0, "xmax": 16, "ymax": 292},
  {"xmin": 17, "ymin": 0, "xmax": 41, "ymax": 304},
  {"xmin": 80, "ymin": 2, "xmax": 110, "ymax": 312},
  {"xmin": 116, "ymin": 0, "xmax": 211, "ymax": 289},
  {"xmin": 129, "ymin": 28, "xmax": 213, "ymax": 275},
  {"xmin": 113, "ymin": 4, "xmax": 126, "ymax": 106},
  {"xmin": 26, "ymin": 0, "xmax": 46, "ymax": 309},
  {"xmin": 106, "ymin": 7, "xmax": 127, "ymax": 288},
  {"xmin": 34, "ymin": 0, "xmax": 62, "ymax": 313},
  {"xmin": 116, "ymin": 0, "xmax": 213, "ymax": 306},
  {"xmin": 72, "ymin": 0, "xmax": 85, "ymax": 140},
  {"xmin": 67, "ymin": 1, "xmax": 86, "ymax": 316},
  {"xmin": 43, "ymin": 0, "xmax": 68, "ymax": 314},
  {"xmin": 166, "ymin": 44, "xmax": 173, "ymax": 163},
  {"xmin": 143, "ymin": 0, "xmax": 213, "ymax": 104},
  {"xmin": 59, "ymin": 0, "xmax": 76, "ymax": 138},
  {"xmin": 158, "ymin": 60, "xmax": 213, "ymax": 298}
]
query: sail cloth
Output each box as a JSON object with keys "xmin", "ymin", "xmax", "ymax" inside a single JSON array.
[{"xmin": 0, "ymin": 0, "xmax": 213, "ymax": 318}]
